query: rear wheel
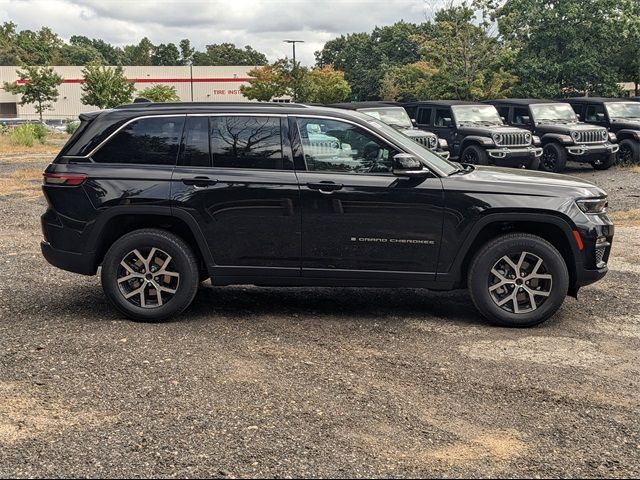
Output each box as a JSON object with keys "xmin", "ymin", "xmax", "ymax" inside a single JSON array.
[
  {"xmin": 540, "ymin": 142, "xmax": 567, "ymax": 173},
  {"xmin": 461, "ymin": 145, "xmax": 489, "ymax": 165},
  {"xmin": 468, "ymin": 233, "xmax": 569, "ymax": 327},
  {"xmin": 617, "ymin": 139, "xmax": 640, "ymax": 165},
  {"xmin": 101, "ymin": 229, "xmax": 199, "ymax": 322}
]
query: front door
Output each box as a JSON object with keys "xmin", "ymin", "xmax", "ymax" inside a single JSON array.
[
  {"xmin": 431, "ymin": 108, "xmax": 458, "ymax": 156},
  {"xmin": 171, "ymin": 114, "xmax": 301, "ymax": 277},
  {"xmin": 292, "ymin": 116, "xmax": 444, "ymax": 281}
]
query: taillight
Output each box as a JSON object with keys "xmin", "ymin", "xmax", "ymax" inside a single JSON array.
[{"xmin": 43, "ymin": 172, "xmax": 87, "ymax": 186}]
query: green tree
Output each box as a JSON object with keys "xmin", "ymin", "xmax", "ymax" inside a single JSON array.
[
  {"xmin": 2, "ymin": 65, "xmax": 63, "ymax": 121},
  {"xmin": 298, "ymin": 65, "xmax": 351, "ymax": 104},
  {"xmin": 0, "ymin": 22, "xmax": 25, "ymax": 65},
  {"xmin": 240, "ymin": 60, "xmax": 291, "ymax": 101},
  {"xmin": 379, "ymin": 61, "xmax": 439, "ymax": 102},
  {"xmin": 193, "ymin": 43, "xmax": 268, "ymax": 66},
  {"xmin": 152, "ymin": 43, "xmax": 181, "ymax": 66},
  {"xmin": 53, "ymin": 43, "xmax": 104, "ymax": 65},
  {"xmin": 80, "ymin": 64, "xmax": 135, "ymax": 109},
  {"xmin": 139, "ymin": 84, "xmax": 180, "ymax": 102},
  {"xmin": 490, "ymin": 0, "xmax": 627, "ymax": 97},
  {"xmin": 123, "ymin": 37, "xmax": 155, "ymax": 66},
  {"xmin": 179, "ymin": 39, "xmax": 195, "ymax": 66},
  {"xmin": 14, "ymin": 27, "xmax": 62, "ymax": 65}
]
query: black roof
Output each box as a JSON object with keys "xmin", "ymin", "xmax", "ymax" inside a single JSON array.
[
  {"xmin": 563, "ymin": 97, "xmax": 634, "ymax": 104},
  {"xmin": 484, "ymin": 98, "xmax": 560, "ymax": 105},
  {"xmin": 114, "ymin": 101, "xmax": 310, "ymax": 110},
  {"xmin": 327, "ymin": 101, "xmax": 400, "ymax": 110},
  {"xmin": 401, "ymin": 100, "xmax": 484, "ymax": 107}
]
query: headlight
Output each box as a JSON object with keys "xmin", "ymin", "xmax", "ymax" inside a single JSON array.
[
  {"xmin": 525, "ymin": 132, "xmax": 531, "ymax": 144},
  {"xmin": 576, "ymin": 197, "xmax": 608, "ymax": 214},
  {"xmin": 608, "ymin": 132, "xmax": 617, "ymax": 142},
  {"xmin": 438, "ymin": 138, "xmax": 448, "ymax": 148},
  {"xmin": 532, "ymin": 135, "xmax": 541, "ymax": 145},
  {"xmin": 492, "ymin": 133, "xmax": 503, "ymax": 144},
  {"xmin": 571, "ymin": 131, "xmax": 580, "ymax": 142},
  {"xmin": 600, "ymin": 129, "xmax": 607, "ymax": 140}
]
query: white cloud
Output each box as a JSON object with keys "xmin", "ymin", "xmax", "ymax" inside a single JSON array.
[{"xmin": 0, "ymin": 0, "xmax": 449, "ymax": 64}]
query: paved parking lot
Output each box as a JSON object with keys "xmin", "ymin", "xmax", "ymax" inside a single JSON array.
[{"xmin": 1, "ymin": 155, "xmax": 639, "ymax": 477}]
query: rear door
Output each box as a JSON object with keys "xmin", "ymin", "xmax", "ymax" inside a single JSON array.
[{"xmin": 171, "ymin": 114, "xmax": 301, "ymax": 278}]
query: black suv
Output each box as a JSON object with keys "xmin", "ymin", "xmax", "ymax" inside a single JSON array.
[
  {"xmin": 487, "ymin": 99, "xmax": 619, "ymax": 173},
  {"xmin": 327, "ymin": 102, "xmax": 450, "ymax": 158},
  {"xmin": 402, "ymin": 101, "xmax": 543, "ymax": 169},
  {"xmin": 42, "ymin": 102, "xmax": 613, "ymax": 327},
  {"xmin": 565, "ymin": 98, "xmax": 640, "ymax": 165}
]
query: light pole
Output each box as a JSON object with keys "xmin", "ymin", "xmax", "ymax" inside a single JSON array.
[{"xmin": 283, "ymin": 39, "xmax": 304, "ymax": 102}]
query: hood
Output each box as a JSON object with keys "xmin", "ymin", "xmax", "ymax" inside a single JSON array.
[
  {"xmin": 610, "ymin": 119, "xmax": 640, "ymax": 130},
  {"xmin": 445, "ymin": 165, "xmax": 606, "ymax": 200},
  {"xmin": 536, "ymin": 122, "xmax": 607, "ymax": 135},
  {"xmin": 458, "ymin": 125, "xmax": 529, "ymax": 136},
  {"xmin": 401, "ymin": 128, "xmax": 436, "ymax": 139}
]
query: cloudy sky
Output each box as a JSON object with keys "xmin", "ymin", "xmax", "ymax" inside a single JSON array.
[{"xmin": 0, "ymin": 0, "xmax": 450, "ymax": 65}]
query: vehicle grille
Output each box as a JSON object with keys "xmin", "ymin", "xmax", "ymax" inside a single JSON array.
[
  {"xmin": 575, "ymin": 129, "xmax": 607, "ymax": 144},
  {"xmin": 414, "ymin": 135, "xmax": 438, "ymax": 150},
  {"xmin": 494, "ymin": 132, "xmax": 531, "ymax": 147},
  {"xmin": 307, "ymin": 140, "xmax": 340, "ymax": 154},
  {"xmin": 595, "ymin": 245, "xmax": 607, "ymax": 266}
]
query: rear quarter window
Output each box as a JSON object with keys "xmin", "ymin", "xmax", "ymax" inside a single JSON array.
[{"xmin": 92, "ymin": 116, "xmax": 185, "ymax": 165}]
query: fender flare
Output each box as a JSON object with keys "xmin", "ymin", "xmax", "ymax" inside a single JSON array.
[
  {"xmin": 86, "ymin": 205, "xmax": 214, "ymax": 267},
  {"xmin": 540, "ymin": 133, "xmax": 571, "ymax": 145},
  {"xmin": 615, "ymin": 129, "xmax": 640, "ymax": 142},
  {"xmin": 440, "ymin": 211, "xmax": 582, "ymax": 282}
]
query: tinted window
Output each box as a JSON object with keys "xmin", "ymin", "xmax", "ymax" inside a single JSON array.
[
  {"xmin": 569, "ymin": 103, "xmax": 582, "ymax": 115},
  {"xmin": 297, "ymin": 117, "xmax": 399, "ymax": 174},
  {"xmin": 210, "ymin": 116, "xmax": 285, "ymax": 169},
  {"xmin": 417, "ymin": 107, "xmax": 432, "ymax": 125},
  {"xmin": 496, "ymin": 106, "xmax": 510, "ymax": 120},
  {"xmin": 513, "ymin": 107, "xmax": 530, "ymax": 124},
  {"xmin": 434, "ymin": 108, "xmax": 451, "ymax": 126},
  {"xmin": 586, "ymin": 104, "xmax": 606, "ymax": 122},
  {"xmin": 93, "ymin": 116, "xmax": 184, "ymax": 165},
  {"xmin": 181, "ymin": 116, "xmax": 210, "ymax": 167}
]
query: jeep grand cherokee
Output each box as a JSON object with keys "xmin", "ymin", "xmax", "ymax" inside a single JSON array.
[{"xmin": 41, "ymin": 102, "xmax": 613, "ymax": 327}]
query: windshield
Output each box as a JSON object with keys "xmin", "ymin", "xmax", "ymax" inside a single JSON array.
[
  {"xmin": 350, "ymin": 111, "xmax": 459, "ymax": 176},
  {"xmin": 530, "ymin": 103, "xmax": 578, "ymax": 123},
  {"xmin": 453, "ymin": 105, "xmax": 502, "ymax": 126},
  {"xmin": 358, "ymin": 107, "xmax": 413, "ymax": 129},
  {"xmin": 605, "ymin": 102, "xmax": 640, "ymax": 119}
]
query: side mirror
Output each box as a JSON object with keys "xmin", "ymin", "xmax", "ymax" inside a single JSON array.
[
  {"xmin": 500, "ymin": 116, "xmax": 506, "ymax": 123},
  {"xmin": 411, "ymin": 118, "xmax": 417, "ymax": 125},
  {"xmin": 576, "ymin": 113, "xmax": 581, "ymax": 120},
  {"xmin": 392, "ymin": 153, "xmax": 428, "ymax": 177},
  {"xmin": 521, "ymin": 115, "xmax": 531, "ymax": 125},
  {"xmin": 443, "ymin": 117, "xmax": 453, "ymax": 127}
]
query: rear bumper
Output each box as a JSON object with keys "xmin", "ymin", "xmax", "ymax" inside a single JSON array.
[
  {"xmin": 41, "ymin": 241, "xmax": 96, "ymax": 276},
  {"xmin": 567, "ymin": 142, "xmax": 619, "ymax": 161},
  {"xmin": 487, "ymin": 146, "xmax": 543, "ymax": 161}
]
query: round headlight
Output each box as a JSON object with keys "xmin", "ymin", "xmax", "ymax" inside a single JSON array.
[
  {"xmin": 525, "ymin": 133, "xmax": 531, "ymax": 143},
  {"xmin": 492, "ymin": 133, "xmax": 503, "ymax": 144},
  {"xmin": 571, "ymin": 131, "xmax": 580, "ymax": 141},
  {"xmin": 600, "ymin": 129, "xmax": 607, "ymax": 139}
]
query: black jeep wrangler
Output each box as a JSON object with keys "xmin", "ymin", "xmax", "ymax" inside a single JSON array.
[
  {"xmin": 403, "ymin": 101, "xmax": 543, "ymax": 169},
  {"xmin": 42, "ymin": 102, "xmax": 612, "ymax": 327},
  {"xmin": 328, "ymin": 102, "xmax": 449, "ymax": 158},
  {"xmin": 487, "ymin": 99, "xmax": 619, "ymax": 173},
  {"xmin": 566, "ymin": 97, "xmax": 640, "ymax": 165}
]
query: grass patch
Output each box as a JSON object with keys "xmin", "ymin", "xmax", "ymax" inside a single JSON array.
[
  {"xmin": 0, "ymin": 134, "xmax": 62, "ymax": 156},
  {"xmin": 620, "ymin": 164, "xmax": 640, "ymax": 174},
  {"xmin": 608, "ymin": 208, "xmax": 640, "ymax": 226},
  {"xmin": 0, "ymin": 168, "xmax": 43, "ymax": 198}
]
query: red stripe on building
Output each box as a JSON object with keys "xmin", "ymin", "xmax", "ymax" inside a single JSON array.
[{"xmin": 16, "ymin": 77, "xmax": 251, "ymax": 84}]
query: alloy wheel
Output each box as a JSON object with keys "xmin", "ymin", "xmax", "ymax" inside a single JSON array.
[
  {"xmin": 463, "ymin": 150, "xmax": 478, "ymax": 164},
  {"xmin": 618, "ymin": 144, "xmax": 634, "ymax": 165},
  {"xmin": 488, "ymin": 251, "xmax": 553, "ymax": 314},
  {"xmin": 541, "ymin": 148, "xmax": 557, "ymax": 171},
  {"xmin": 117, "ymin": 247, "xmax": 180, "ymax": 308}
]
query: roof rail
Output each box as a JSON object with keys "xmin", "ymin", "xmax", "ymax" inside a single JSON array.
[{"xmin": 113, "ymin": 101, "xmax": 311, "ymax": 110}]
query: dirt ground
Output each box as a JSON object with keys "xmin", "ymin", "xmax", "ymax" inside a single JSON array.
[{"xmin": 0, "ymin": 144, "xmax": 639, "ymax": 478}]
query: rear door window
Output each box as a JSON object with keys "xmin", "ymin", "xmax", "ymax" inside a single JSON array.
[
  {"xmin": 92, "ymin": 116, "xmax": 185, "ymax": 165},
  {"xmin": 210, "ymin": 116, "xmax": 289, "ymax": 170},
  {"xmin": 180, "ymin": 116, "xmax": 210, "ymax": 167}
]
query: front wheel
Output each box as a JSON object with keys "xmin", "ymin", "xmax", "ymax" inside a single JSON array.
[
  {"xmin": 468, "ymin": 233, "xmax": 569, "ymax": 327},
  {"xmin": 101, "ymin": 229, "xmax": 199, "ymax": 322},
  {"xmin": 460, "ymin": 145, "xmax": 489, "ymax": 165},
  {"xmin": 540, "ymin": 142, "xmax": 567, "ymax": 173}
]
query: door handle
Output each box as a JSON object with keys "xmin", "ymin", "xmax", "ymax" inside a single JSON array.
[
  {"xmin": 307, "ymin": 182, "xmax": 343, "ymax": 194},
  {"xmin": 182, "ymin": 176, "xmax": 218, "ymax": 188}
]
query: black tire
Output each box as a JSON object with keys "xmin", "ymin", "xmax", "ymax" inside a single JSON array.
[
  {"xmin": 592, "ymin": 153, "xmax": 616, "ymax": 170},
  {"xmin": 617, "ymin": 139, "xmax": 640, "ymax": 166},
  {"xmin": 101, "ymin": 229, "xmax": 199, "ymax": 322},
  {"xmin": 468, "ymin": 233, "xmax": 569, "ymax": 327},
  {"xmin": 461, "ymin": 145, "xmax": 489, "ymax": 165},
  {"xmin": 540, "ymin": 142, "xmax": 567, "ymax": 173}
]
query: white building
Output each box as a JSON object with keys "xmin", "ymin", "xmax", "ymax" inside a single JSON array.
[{"xmin": 0, "ymin": 65, "xmax": 262, "ymax": 120}]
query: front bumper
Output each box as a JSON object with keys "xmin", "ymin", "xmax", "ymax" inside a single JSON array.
[
  {"xmin": 487, "ymin": 146, "xmax": 543, "ymax": 161},
  {"xmin": 567, "ymin": 142, "xmax": 619, "ymax": 161}
]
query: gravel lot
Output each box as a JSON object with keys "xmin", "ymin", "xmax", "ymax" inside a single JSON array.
[{"xmin": 1, "ymin": 153, "xmax": 639, "ymax": 478}]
